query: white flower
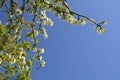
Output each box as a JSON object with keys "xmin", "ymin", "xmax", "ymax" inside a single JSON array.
[
  {"xmin": 0, "ymin": 58, "xmax": 2, "ymax": 64},
  {"xmin": 39, "ymin": 48, "xmax": 44, "ymax": 54},
  {"xmin": 43, "ymin": 33, "xmax": 48, "ymax": 39},
  {"xmin": 40, "ymin": 11, "xmax": 46, "ymax": 19},
  {"xmin": 46, "ymin": 18, "xmax": 54, "ymax": 26},
  {"xmin": 95, "ymin": 27, "xmax": 105, "ymax": 35},
  {"xmin": 35, "ymin": 31, "xmax": 38, "ymax": 36},
  {"xmin": 16, "ymin": 9, "xmax": 22, "ymax": 15},
  {"xmin": 33, "ymin": 47, "xmax": 37, "ymax": 53},
  {"xmin": 10, "ymin": 58, "xmax": 16, "ymax": 65},
  {"xmin": 13, "ymin": 58, "xmax": 16, "ymax": 63},
  {"xmin": 26, "ymin": 66, "xmax": 29, "ymax": 70},
  {"xmin": 40, "ymin": 21, "xmax": 46, "ymax": 26},
  {"xmin": 71, "ymin": 19, "xmax": 78, "ymax": 25},
  {"xmin": 50, "ymin": 21, "xmax": 53, "ymax": 26},
  {"xmin": 40, "ymin": 56, "xmax": 42, "ymax": 61},
  {"xmin": 21, "ymin": 56, "xmax": 26, "ymax": 61},
  {"xmin": 8, "ymin": 54, "xmax": 11, "ymax": 59},
  {"xmin": 15, "ymin": 28, "xmax": 19, "ymax": 33},
  {"xmin": 19, "ymin": 47, "xmax": 23, "ymax": 51},
  {"xmin": 79, "ymin": 18, "xmax": 86, "ymax": 25},
  {"xmin": 22, "ymin": 65, "xmax": 25, "ymax": 70},
  {"xmin": 19, "ymin": 51, "xmax": 23, "ymax": 55},
  {"xmin": 18, "ymin": 54, "xmax": 22, "ymax": 59},
  {"xmin": 40, "ymin": 60, "xmax": 45, "ymax": 67},
  {"xmin": 39, "ymin": 27, "xmax": 46, "ymax": 34},
  {"xmin": 35, "ymin": 30, "xmax": 38, "ymax": 37}
]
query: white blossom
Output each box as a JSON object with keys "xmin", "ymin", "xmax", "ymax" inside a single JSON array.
[
  {"xmin": 35, "ymin": 30, "xmax": 39, "ymax": 37},
  {"xmin": 40, "ymin": 56, "xmax": 42, "ymax": 61},
  {"xmin": 10, "ymin": 58, "xmax": 16, "ymax": 65},
  {"xmin": 16, "ymin": 9, "xmax": 22, "ymax": 15},
  {"xmin": 43, "ymin": 32, "xmax": 48, "ymax": 39},
  {"xmin": 0, "ymin": 58, "xmax": 2, "ymax": 64},
  {"xmin": 79, "ymin": 18, "xmax": 86, "ymax": 25},
  {"xmin": 40, "ymin": 60, "xmax": 45, "ymax": 67},
  {"xmin": 8, "ymin": 54, "xmax": 11, "ymax": 59},
  {"xmin": 39, "ymin": 48, "xmax": 44, "ymax": 54},
  {"xmin": 33, "ymin": 47, "xmax": 37, "ymax": 53}
]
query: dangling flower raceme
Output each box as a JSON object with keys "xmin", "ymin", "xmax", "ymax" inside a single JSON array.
[
  {"xmin": 39, "ymin": 27, "xmax": 48, "ymax": 39},
  {"xmin": 43, "ymin": 32, "xmax": 48, "ymax": 39},
  {"xmin": 46, "ymin": 18, "xmax": 54, "ymax": 26},
  {"xmin": 40, "ymin": 10, "xmax": 47, "ymax": 19}
]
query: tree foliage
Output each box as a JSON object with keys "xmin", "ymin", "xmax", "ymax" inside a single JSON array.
[{"xmin": 0, "ymin": 0, "xmax": 106, "ymax": 79}]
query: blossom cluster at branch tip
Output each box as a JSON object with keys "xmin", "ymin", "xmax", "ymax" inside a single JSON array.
[{"xmin": 95, "ymin": 26, "xmax": 105, "ymax": 35}]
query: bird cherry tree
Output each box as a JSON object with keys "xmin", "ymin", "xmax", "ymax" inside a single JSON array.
[{"xmin": 0, "ymin": 0, "xmax": 106, "ymax": 80}]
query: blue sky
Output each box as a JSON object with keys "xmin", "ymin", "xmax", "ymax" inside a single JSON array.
[
  {"xmin": 30, "ymin": 0, "xmax": 120, "ymax": 80},
  {"xmin": 1, "ymin": 0, "xmax": 120, "ymax": 80}
]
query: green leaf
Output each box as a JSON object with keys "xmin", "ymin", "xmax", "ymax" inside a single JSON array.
[
  {"xmin": 27, "ymin": 59, "xmax": 32, "ymax": 67},
  {"xmin": 0, "ymin": 24, "xmax": 6, "ymax": 37}
]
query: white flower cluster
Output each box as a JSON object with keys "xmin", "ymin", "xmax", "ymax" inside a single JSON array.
[
  {"xmin": 33, "ymin": 47, "xmax": 44, "ymax": 54},
  {"xmin": 34, "ymin": 30, "xmax": 39, "ymax": 37},
  {"xmin": 33, "ymin": 47, "xmax": 45, "ymax": 67},
  {"xmin": 63, "ymin": 14, "xmax": 78, "ymax": 25},
  {"xmin": 39, "ymin": 27, "xmax": 48, "ymax": 39},
  {"xmin": 46, "ymin": 18, "xmax": 54, "ymax": 26},
  {"xmin": 37, "ymin": 10, "xmax": 54, "ymax": 27},
  {"xmin": 5, "ymin": 53, "xmax": 16, "ymax": 65},
  {"xmin": 17, "ymin": 51, "xmax": 30, "ymax": 70},
  {"xmin": 95, "ymin": 26, "xmax": 105, "ymax": 35},
  {"xmin": 79, "ymin": 18, "xmax": 86, "ymax": 25}
]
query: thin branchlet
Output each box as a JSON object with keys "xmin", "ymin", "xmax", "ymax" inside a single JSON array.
[{"xmin": 62, "ymin": 1, "xmax": 102, "ymax": 28}]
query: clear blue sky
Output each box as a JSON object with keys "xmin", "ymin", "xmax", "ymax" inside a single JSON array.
[{"xmin": 1, "ymin": 0, "xmax": 120, "ymax": 80}]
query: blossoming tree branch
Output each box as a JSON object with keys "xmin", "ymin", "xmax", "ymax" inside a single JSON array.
[{"xmin": 0, "ymin": 0, "xmax": 106, "ymax": 80}]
